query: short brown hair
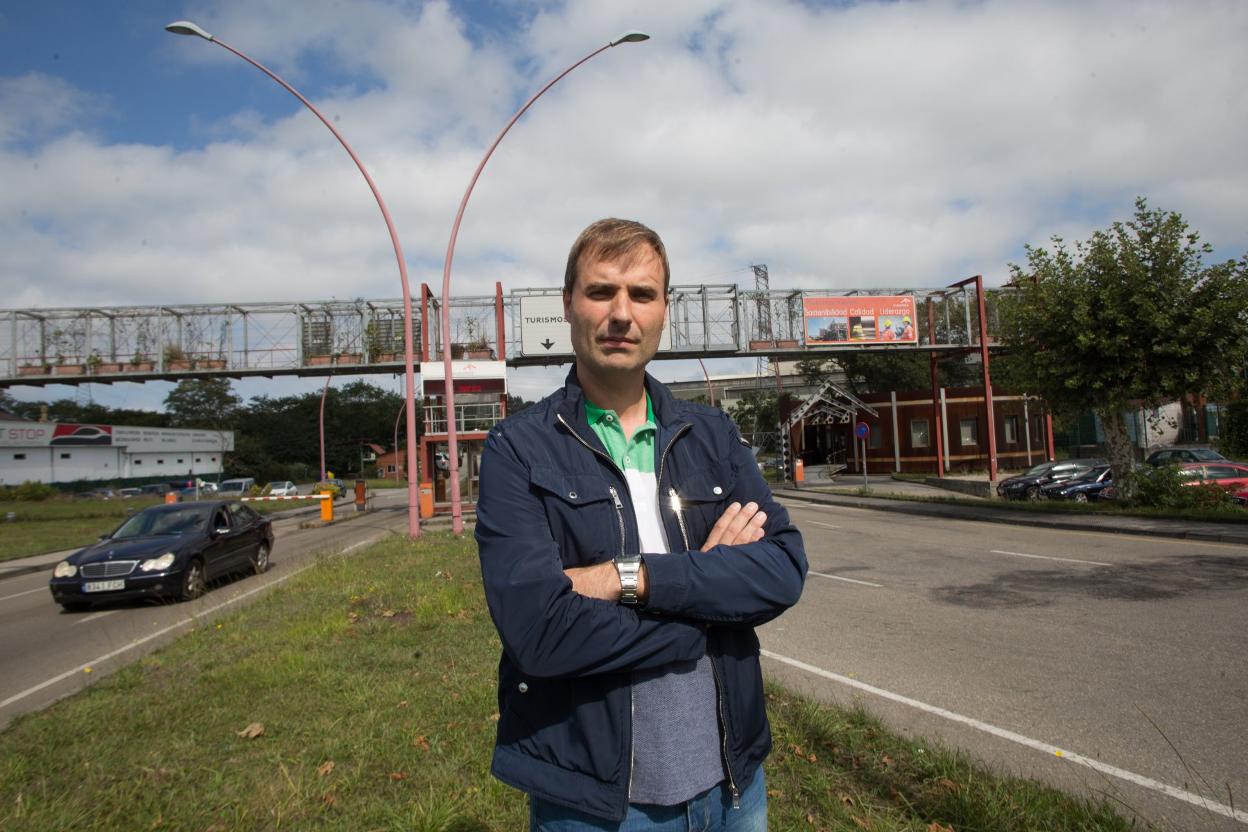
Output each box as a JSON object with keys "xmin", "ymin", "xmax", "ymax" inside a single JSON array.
[{"xmin": 563, "ymin": 218, "xmax": 670, "ymax": 295}]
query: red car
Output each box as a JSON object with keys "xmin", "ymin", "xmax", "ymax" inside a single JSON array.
[{"xmin": 1175, "ymin": 462, "xmax": 1248, "ymax": 491}]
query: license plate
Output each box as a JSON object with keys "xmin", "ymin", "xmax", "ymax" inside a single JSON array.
[{"xmin": 84, "ymin": 580, "xmax": 126, "ymax": 593}]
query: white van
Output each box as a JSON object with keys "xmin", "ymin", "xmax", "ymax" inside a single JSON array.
[{"xmin": 216, "ymin": 477, "xmax": 256, "ymax": 497}]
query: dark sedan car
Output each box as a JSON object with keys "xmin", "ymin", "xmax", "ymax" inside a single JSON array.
[
  {"xmin": 49, "ymin": 500, "xmax": 273, "ymax": 612},
  {"xmin": 997, "ymin": 459, "xmax": 1107, "ymax": 500},
  {"xmin": 1146, "ymin": 447, "xmax": 1228, "ymax": 466},
  {"xmin": 1040, "ymin": 465, "xmax": 1113, "ymax": 502}
]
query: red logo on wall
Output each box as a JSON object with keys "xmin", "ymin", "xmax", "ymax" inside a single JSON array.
[{"xmin": 50, "ymin": 424, "xmax": 114, "ymax": 446}]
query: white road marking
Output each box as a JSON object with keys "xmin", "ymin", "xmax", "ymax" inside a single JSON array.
[
  {"xmin": 0, "ymin": 587, "xmax": 47, "ymax": 603},
  {"xmin": 991, "ymin": 549, "xmax": 1111, "ymax": 567},
  {"xmin": 807, "ymin": 521, "xmax": 842, "ymax": 530},
  {"xmin": 809, "ymin": 571, "xmax": 882, "ymax": 588},
  {"xmin": 761, "ymin": 649, "xmax": 1248, "ymax": 825},
  {"xmin": 0, "ymin": 533, "xmax": 385, "ymax": 713},
  {"xmin": 74, "ymin": 610, "xmax": 121, "ymax": 625}
]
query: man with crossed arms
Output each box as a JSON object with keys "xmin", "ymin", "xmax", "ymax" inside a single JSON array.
[{"xmin": 476, "ymin": 218, "xmax": 807, "ymax": 830}]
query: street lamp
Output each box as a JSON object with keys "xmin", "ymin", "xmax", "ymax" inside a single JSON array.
[
  {"xmin": 319, "ymin": 371, "xmax": 333, "ymax": 482},
  {"xmin": 167, "ymin": 20, "xmax": 422, "ymax": 538},
  {"xmin": 440, "ymin": 30, "xmax": 650, "ymax": 534}
]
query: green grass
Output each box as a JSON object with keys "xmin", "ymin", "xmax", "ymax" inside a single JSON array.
[{"xmin": 0, "ymin": 534, "xmax": 1141, "ymax": 831}]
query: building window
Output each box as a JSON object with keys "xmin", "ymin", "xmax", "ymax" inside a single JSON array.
[
  {"xmin": 387, "ymin": 464, "xmax": 397, "ymax": 474},
  {"xmin": 960, "ymin": 418, "xmax": 978, "ymax": 446},
  {"xmin": 910, "ymin": 419, "xmax": 930, "ymax": 448},
  {"xmin": 1004, "ymin": 415, "xmax": 1019, "ymax": 444},
  {"xmin": 195, "ymin": 458, "xmax": 201, "ymax": 463},
  {"xmin": 60, "ymin": 452, "xmax": 72, "ymax": 459},
  {"xmin": 177, "ymin": 458, "xmax": 184, "ymax": 464},
  {"xmin": 14, "ymin": 453, "xmax": 27, "ymax": 460},
  {"xmin": 211, "ymin": 456, "xmax": 217, "ymax": 462},
  {"xmin": 157, "ymin": 459, "xmax": 164, "ymax": 465},
  {"xmin": 868, "ymin": 426, "xmax": 882, "ymax": 449},
  {"xmin": 135, "ymin": 460, "xmax": 143, "ymax": 465}
]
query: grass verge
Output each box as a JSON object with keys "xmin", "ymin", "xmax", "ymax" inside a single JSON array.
[{"xmin": 0, "ymin": 535, "xmax": 1139, "ymax": 830}]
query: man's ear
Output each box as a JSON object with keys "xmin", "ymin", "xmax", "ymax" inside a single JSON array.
[{"xmin": 562, "ymin": 289, "xmax": 572, "ymax": 318}]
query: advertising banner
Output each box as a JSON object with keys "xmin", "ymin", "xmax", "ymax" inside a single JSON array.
[
  {"xmin": 803, "ymin": 296, "xmax": 918, "ymax": 345},
  {"xmin": 2, "ymin": 423, "xmax": 233, "ymax": 451}
]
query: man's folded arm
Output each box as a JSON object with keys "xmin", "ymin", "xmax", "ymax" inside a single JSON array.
[
  {"xmin": 644, "ymin": 416, "xmax": 808, "ymax": 626},
  {"xmin": 476, "ymin": 428, "xmax": 706, "ymax": 680}
]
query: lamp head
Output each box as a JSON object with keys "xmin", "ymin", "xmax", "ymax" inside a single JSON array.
[
  {"xmin": 610, "ymin": 31, "xmax": 650, "ymax": 46},
  {"xmin": 165, "ymin": 20, "xmax": 214, "ymax": 41}
]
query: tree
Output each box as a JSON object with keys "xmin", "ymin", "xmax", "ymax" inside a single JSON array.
[
  {"xmin": 998, "ymin": 198, "xmax": 1248, "ymax": 499},
  {"xmin": 797, "ymin": 351, "xmax": 980, "ymax": 398},
  {"xmin": 164, "ymin": 379, "xmax": 242, "ymax": 430}
]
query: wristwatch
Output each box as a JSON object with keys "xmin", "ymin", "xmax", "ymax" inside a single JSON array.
[{"xmin": 614, "ymin": 555, "xmax": 643, "ymax": 605}]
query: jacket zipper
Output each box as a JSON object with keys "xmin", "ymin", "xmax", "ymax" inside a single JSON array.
[
  {"xmin": 656, "ymin": 422, "xmax": 740, "ymax": 808},
  {"xmin": 709, "ymin": 653, "xmax": 741, "ymax": 809},
  {"xmin": 667, "ymin": 488, "xmax": 691, "ymax": 551},
  {"xmin": 556, "ymin": 412, "xmax": 637, "ymax": 804}
]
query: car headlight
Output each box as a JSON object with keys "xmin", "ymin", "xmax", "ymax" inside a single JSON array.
[
  {"xmin": 140, "ymin": 553, "xmax": 177, "ymax": 572},
  {"xmin": 54, "ymin": 561, "xmax": 77, "ymax": 578}
]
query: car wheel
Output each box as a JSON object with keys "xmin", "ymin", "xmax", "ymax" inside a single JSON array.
[
  {"xmin": 251, "ymin": 543, "xmax": 270, "ymax": 575},
  {"xmin": 1025, "ymin": 485, "xmax": 1040, "ymax": 501},
  {"xmin": 1073, "ymin": 492, "xmax": 1088, "ymax": 503},
  {"xmin": 179, "ymin": 559, "xmax": 206, "ymax": 602}
]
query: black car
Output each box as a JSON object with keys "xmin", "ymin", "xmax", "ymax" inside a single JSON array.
[
  {"xmin": 49, "ymin": 500, "xmax": 273, "ymax": 612},
  {"xmin": 1040, "ymin": 465, "xmax": 1113, "ymax": 502},
  {"xmin": 996, "ymin": 458, "xmax": 1107, "ymax": 501}
]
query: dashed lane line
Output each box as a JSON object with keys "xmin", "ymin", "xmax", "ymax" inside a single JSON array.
[
  {"xmin": 760, "ymin": 649, "xmax": 1248, "ymax": 825},
  {"xmin": 809, "ymin": 571, "xmax": 882, "ymax": 588},
  {"xmin": 991, "ymin": 549, "xmax": 1111, "ymax": 567}
]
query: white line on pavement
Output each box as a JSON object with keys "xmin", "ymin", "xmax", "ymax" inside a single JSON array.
[
  {"xmin": 74, "ymin": 610, "xmax": 121, "ymax": 625},
  {"xmin": 809, "ymin": 570, "xmax": 882, "ymax": 588},
  {"xmin": 0, "ymin": 532, "xmax": 385, "ymax": 713},
  {"xmin": 760, "ymin": 649, "xmax": 1248, "ymax": 825},
  {"xmin": 807, "ymin": 521, "xmax": 842, "ymax": 530},
  {"xmin": 991, "ymin": 549, "xmax": 1111, "ymax": 567},
  {"xmin": 0, "ymin": 587, "xmax": 47, "ymax": 603}
]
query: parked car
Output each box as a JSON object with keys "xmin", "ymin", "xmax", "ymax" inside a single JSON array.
[
  {"xmin": 216, "ymin": 477, "xmax": 256, "ymax": 497},
  {"xmin": 997, "ymin": 459, "xmax": 1107, "ymax": 501},
  {"xmin": 1040, "ymin": 465, "xmax": 1113, "ymax": 502},
  {"xmin": 79, "ymin": 488, "xmax": 117, "ymax": 500},
  {"xmin": 48, "ymin": 500, "xmax": 273, "ymax": 612},
  {"xmin": 117, "ymin": 487, "xmax": 143, "ymax": 499},
  {"xmin": 1231, "ymin": 487, "xmax": 1248, "ymax": 508},
  {"xmin": 1174, "ymin": 462, "xmax": 1248, "ymax": 491},
  {"xmin": 265, "ymin": 480, "xmax": 299, "ymax": 497},
  {"xmin": 1146, "ymin": 447, "xmax": 1228, "ymax": 466},
  {"xmin": 140, "ymin": 483, "xmax": 172, "ymax": 496}
]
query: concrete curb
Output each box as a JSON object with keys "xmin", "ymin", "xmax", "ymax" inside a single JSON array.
[{"xmin": 775, "ymin": 488, "xmax": 1248, "ymax": 545}]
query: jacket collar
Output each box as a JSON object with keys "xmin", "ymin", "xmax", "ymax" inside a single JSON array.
[{"xmin": 554, "ymin": 365, "xmax": 689, "ymax": 432}]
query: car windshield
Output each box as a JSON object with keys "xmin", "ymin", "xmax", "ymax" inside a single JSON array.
[
  {"xmin": 1024, "ymin": 463, "xmax": 1055, "ymax": 476},
  {"xmin": 1190, "ymin": 449, "xmax": 1226, "ymax": 461},
  {"xmin": 111, "ymin": 507, "xmax": 206, "ymax": 539}
]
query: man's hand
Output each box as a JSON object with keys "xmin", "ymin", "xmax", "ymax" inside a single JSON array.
[
  {"xmin": 564, "ymin": 560, "xmax": 648, "ymax": 603},
  {"xmin": 700, "ymin": 501, "xmax": 767, "ymax": 552}
]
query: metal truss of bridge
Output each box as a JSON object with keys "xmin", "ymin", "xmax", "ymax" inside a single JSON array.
[{"xmin": 1, "ymin": 280, "xmax": 1006, "ymax": 388}]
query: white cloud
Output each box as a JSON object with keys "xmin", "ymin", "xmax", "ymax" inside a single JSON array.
[{"xmin": 3, "ymin": 0, "xmax": 1247, "ymax": 409}]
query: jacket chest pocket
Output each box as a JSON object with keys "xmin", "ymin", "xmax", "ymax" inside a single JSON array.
[
  {"xmin": 670, "ymin": 465, "xmax": 737, "ymax": 550},
  {"xmin": 529, "ymin": 466, "xmax": 621, "ymax": 566}
]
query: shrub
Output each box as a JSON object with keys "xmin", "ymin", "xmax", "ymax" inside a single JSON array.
[
  {"xmin": 12, "ymin": 481, "xmax": 59, "ymax": 502},
  {"xmin": 1135, "ymin": 466, "xmax": 1233, "ymax": 510}
]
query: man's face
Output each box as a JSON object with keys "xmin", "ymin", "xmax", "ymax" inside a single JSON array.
[{"xmin": 563, "ymin": 245, "xmax": 667, "ymax": 383}]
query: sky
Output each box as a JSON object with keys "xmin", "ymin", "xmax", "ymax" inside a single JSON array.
[{"xmin": 2, "ymin": 0, "xmax": 1246, "ymax": 412}]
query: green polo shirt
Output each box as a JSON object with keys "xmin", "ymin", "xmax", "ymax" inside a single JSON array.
[{"xmin": 584, "ymin": 395, "xmax": 656, "ymax": 473}]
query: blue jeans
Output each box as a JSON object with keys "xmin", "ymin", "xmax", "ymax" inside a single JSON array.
[{"xmin": 530, "ymin": 771, "xmax": 766, "ymax": 831}]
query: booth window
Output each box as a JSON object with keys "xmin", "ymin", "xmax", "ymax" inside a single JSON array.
[
  {"xmin": 960, "ymin": 418, "xmax": 978, "ymax": 446},
  {"xmin": 1004, "ymin": 415, "xmax": 1019, "ymax": 444},
  {"xmin": 910, "ymin": 419, "xmax": 930, "ymax": 448}
]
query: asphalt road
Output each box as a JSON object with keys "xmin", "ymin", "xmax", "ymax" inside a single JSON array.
[
  {"xmin": 762, "ymin": 497, "xmax": 1248, "ymax": 832},
  {"xmin": 0, "ymin": 490, "xmax": 416, "ymax": 729}
]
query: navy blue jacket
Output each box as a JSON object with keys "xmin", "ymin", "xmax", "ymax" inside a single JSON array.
[{"xmin": 475, "ymin": 368, "xmax": 807, "ymax": 821}]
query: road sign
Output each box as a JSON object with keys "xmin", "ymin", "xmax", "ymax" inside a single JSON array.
[
  {"xmin": 518, "ymin": 294, "xmax": 673, "ymax": 357},
  {"xmin": 855, "ymin": 421, "xmax": 870, "ymax": 440}
]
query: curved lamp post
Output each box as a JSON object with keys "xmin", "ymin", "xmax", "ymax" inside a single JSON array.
[
  {"xmin": 166, "ymin": 20, "xmax": 422, "ymax": 538},
  {"xmin": 440, "ymin": 31, "xmax": 649, "ymax": 534},
  {"xmin": 319, "ymin": 371, "xmax": 333, "ymax": 482}
]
